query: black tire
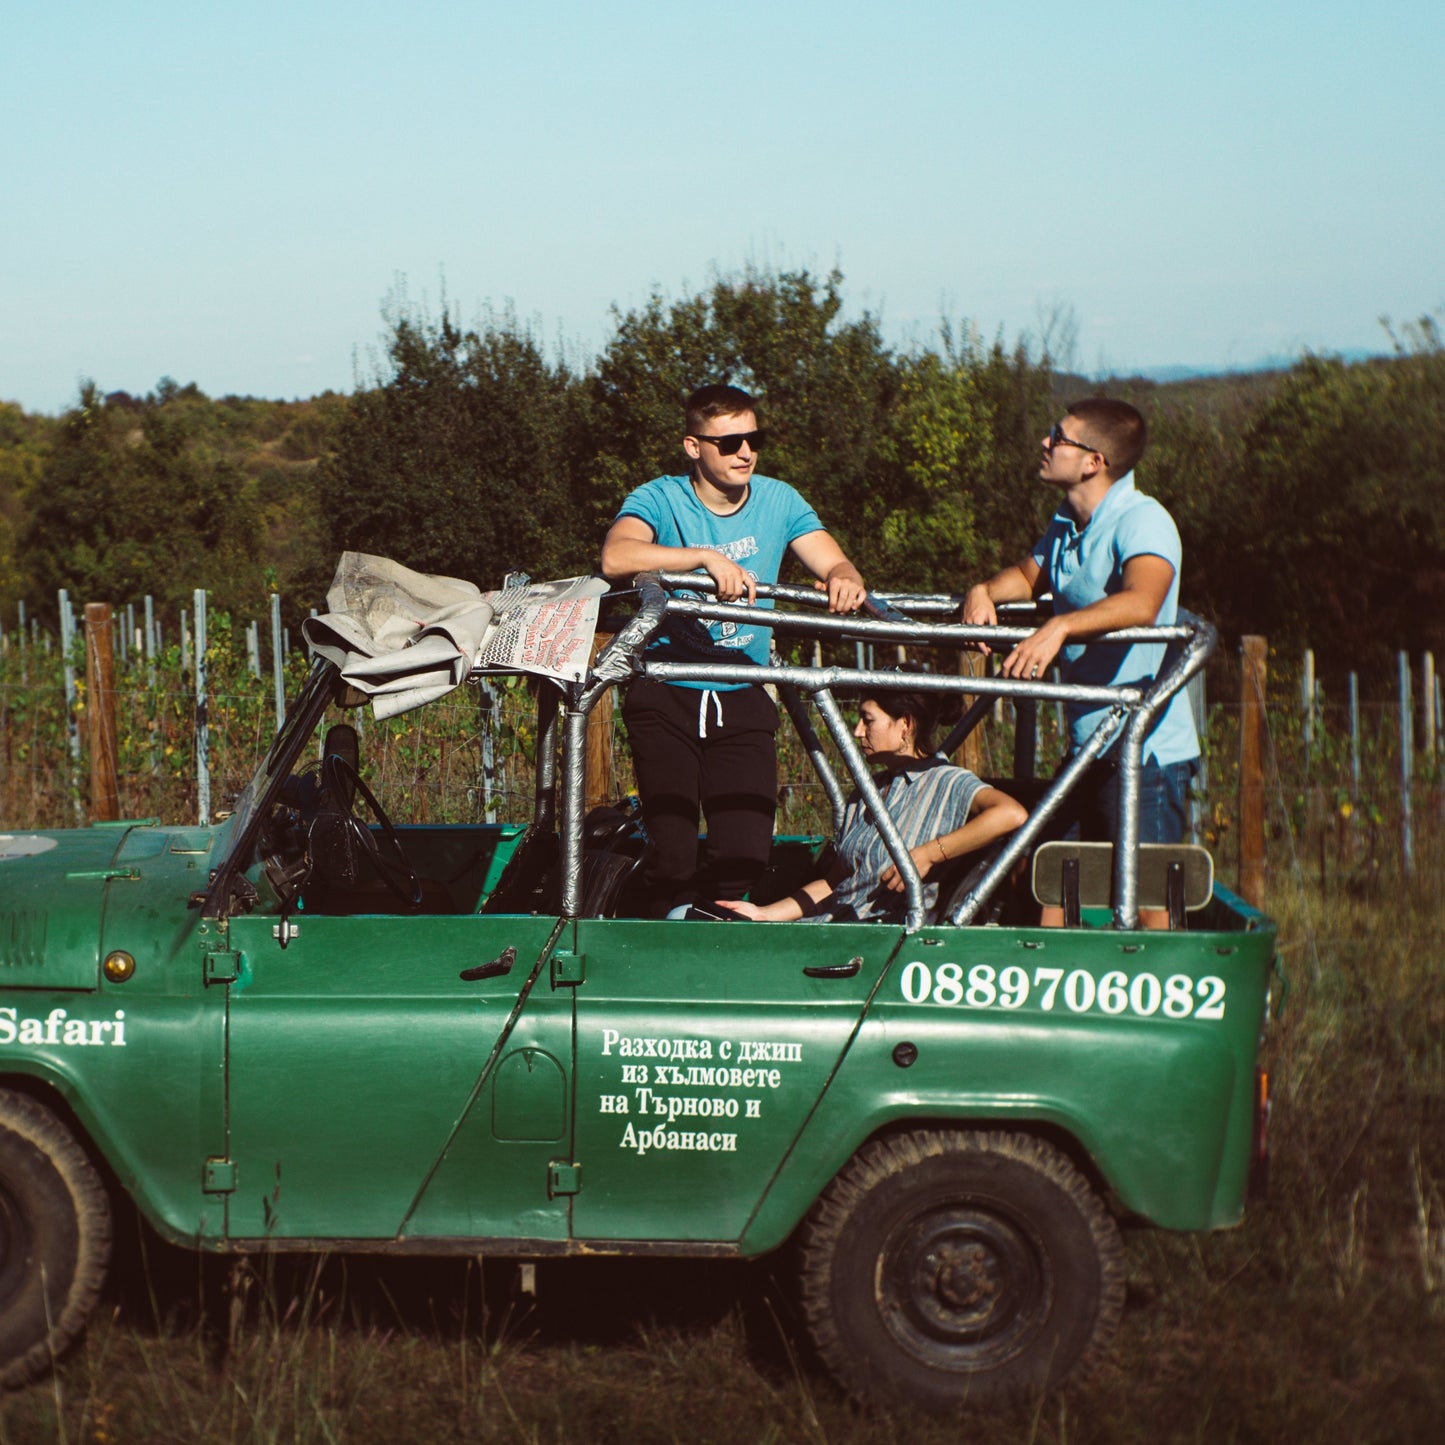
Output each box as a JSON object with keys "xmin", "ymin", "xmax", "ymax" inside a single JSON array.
[
  {"xmin": 0, "ymin": 1091, "xmax": 111, "ymax": 1388},
  {"xmin": 799, "ymin": 1129, "xmax": 1124, "ymax": 1410}
]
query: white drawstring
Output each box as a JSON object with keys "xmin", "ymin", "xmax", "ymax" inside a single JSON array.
[{"xmin": 697, "ymin": 688, "xmax": 725, "ymax": 738}]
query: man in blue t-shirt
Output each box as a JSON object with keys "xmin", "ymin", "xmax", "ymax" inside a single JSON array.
[
  {"xmin": 601, "ymin": 383, "xmax": 866, "ymax": 915},
  {"xmin": 964, "ymin": 398, "xmax": 1199, "ymax": 927}
]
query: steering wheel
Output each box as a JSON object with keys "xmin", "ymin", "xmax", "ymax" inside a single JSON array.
[{"xmin": 320, "ymin": 752, "xmax": 424, "ymax": 908}]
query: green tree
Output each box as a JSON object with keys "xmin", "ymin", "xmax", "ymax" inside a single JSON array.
[
  {"xmin": 587, "ymin": 268, "xmax": 902, "ymax": 581},
  {"xmin": 316, "ymin": 304, "xmax": 587, "ymax": 590},
  {"xmin": 21, "ymin": 383, "xmax": 261, "ymax": 621},
  {"xmin": 0, "ymin": 401, "xmax": 56, "ymax": 620},
  {"xmin": 1198, "ymin": 350, "xmax": 1445, "ymax": 672}
]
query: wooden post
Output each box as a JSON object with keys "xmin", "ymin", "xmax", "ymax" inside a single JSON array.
[
  {"xmin": 1239, "ymin": 636, "xmax": 1268, "ymax": 910},
  {"xmin": 957, "ymin": 649, "xmax": 988, "ymax": 774},
  {"xmin": 84, "ymin": 603, "xmax": 119, "ymax": 821},
  {"xmin": 584, "ymin": 634, "xmax": 615, "ymax": 810}
]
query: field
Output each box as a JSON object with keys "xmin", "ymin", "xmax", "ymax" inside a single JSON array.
[{"xmin": 0, "ymin": 631, "xmax": 1442, "ymax": 1442}]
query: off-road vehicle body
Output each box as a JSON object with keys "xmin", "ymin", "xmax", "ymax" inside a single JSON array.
[{"xmin": 0, "ymin": 572, "xmax": 1275, "ymax": 1407}]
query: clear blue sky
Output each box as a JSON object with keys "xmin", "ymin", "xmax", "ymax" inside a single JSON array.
[{"xmin": 4, "ymin": 0, "xmax": 1440, "ymax": 414}]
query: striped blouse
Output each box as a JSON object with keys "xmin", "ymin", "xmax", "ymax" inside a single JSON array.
[{"xmin": 822, "ymin": 759, "xmax": 987, "ymax": 923}]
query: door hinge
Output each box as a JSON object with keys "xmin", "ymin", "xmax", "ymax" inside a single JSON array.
[
  {"xmin": 547, "ymin": 1160, "xmax": 582, "ymax": 1197},
  {"xmin": 551, "ymin": 950, "xmax": 586, "ymax": 987},
  {"xmin": 203, "ymin": 948, "xmax": 240, "ymax": 985},
  {"xmin": 203, "ymin": 1157, "xmax": 237, "ymax": 1194}
]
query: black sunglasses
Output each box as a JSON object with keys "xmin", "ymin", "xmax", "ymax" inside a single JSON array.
[
  {"xmin": 1047, "ymin": 422, "xmax": 1107, "ymax": 465},
  {"xmin": 691, "ymin": 429, "xmax": 766, "ymax": 456}
]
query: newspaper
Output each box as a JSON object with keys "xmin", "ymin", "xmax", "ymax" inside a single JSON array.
[
  {"xmin": 473, "ymin": 574, "xmax": 610, "ymax": 682},
  {"xmin": 302, "ymin": 553, "xmax": 608, "ymax": 720}
]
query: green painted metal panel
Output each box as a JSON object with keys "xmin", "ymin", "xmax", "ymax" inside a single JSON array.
[
  {"xmin": 740, "ymin": 909, "xmax": 1277, "ymax": 1253},
  {"xmin": 0, "ymin": 823, "xmax": 230, "ymax": 1245},
  {"xmin": 570, "ymin": 917, "xmax": 897, "ymax": 1242},
  {"xmin": 225, "ymin": 912, "xmax": 570, "ymax": 1241},
  {"xmin": 0, "ymin": 827, "xmax": 123, "ymax": 989}
]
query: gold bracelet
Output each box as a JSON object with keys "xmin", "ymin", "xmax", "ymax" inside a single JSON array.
[{"xmin": 934, "ymin": 837, "xmax": 948, "ymax": 862}]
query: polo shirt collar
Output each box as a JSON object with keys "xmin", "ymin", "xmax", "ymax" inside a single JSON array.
[{"xmin": 1053, "ymin": 470, "xmax": 1137, "ymax": 536}]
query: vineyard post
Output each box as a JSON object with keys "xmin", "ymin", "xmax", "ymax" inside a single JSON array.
[
  {"xmin": 1399, "ymin": 651, "xmax": 1414, "ymax": 879},
  {"xmin": 1239, "ymin": 636, "xmax": 1267, "ymax": 910},
  {"xmin": 143, "ymin": 595, "xmax": 156, "ymax": 684},
  {"xmin": 84, "ymin": 603, "xmax": 119, "ymax": 822},
  {"xmin": 59, "ymin": 590, "xmax": 79, "ymax": 765},
  {"xmin": 143, "ymin": 595, "xmax": 157, "ymax": 774},
  {"xmin": 478, "ymin": 680, "xmax": 497, "ymax": 824},
  {"xmin": 1423, "ymin": 652, "xmax": 1437, "ymax": 759},
  {"xmin": 194, "ymin": 589, "xmax": 210, "ymax": 827},
  {"xmin": 1188, "ymin": 668, "xmax": 1207, "ymax": 842},
  {"xmin": 1436, "ymin": 675, "xmax": 1443, "ymax": 766},
  {"xmin": 16, "ymin": 600, "xmax": 26, "ymax": 683},
  {"xmin": 1348, "ymin": 672, "xmax": 1360, "ymax": 796},
  {"xmin": 1301, "ymin": 647, "xmax": 1315, "ymax": 772},
  {"xmin": 270, "ymin": 592, "xmax": 285, "ymax": 727}
]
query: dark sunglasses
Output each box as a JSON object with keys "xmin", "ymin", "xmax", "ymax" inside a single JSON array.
[
  {"xmin": 691, "ymin": 429, "xmax": 765, "ymax": 456},
  {"xmin": 1048, "ymin": 422, "xmax": 1107, "ymax": 465}
]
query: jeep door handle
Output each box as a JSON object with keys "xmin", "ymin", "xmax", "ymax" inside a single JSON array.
[
  {"xmin": 803, "ymin": 956, "xmax": 863, "ymax": 979},
  {"xmin": 460, "ymin": 945, "xmax": 516, "ymax": 982}
]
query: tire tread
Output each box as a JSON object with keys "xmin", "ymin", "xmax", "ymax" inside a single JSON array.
[
  {"xmin": 0, "ymin": 1090, "xmax": 112, "ymax": 1389},
  {"xmin": 798, "ymin": 1128, "xmax": 1125, "ymax": 1407}
]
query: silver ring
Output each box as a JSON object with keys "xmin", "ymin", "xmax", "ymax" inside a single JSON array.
[{"xmin": 1030, "ymin": 667, "xmax": 1039, "ymax": 677}]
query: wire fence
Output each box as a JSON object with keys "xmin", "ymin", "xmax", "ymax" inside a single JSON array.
[{"xmin": 2, "ymin": 619, "xmax": 1441, "ymax": 909}]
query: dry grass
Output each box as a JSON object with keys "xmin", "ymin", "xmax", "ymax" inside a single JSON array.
[{"xmin": 0, "ymin": 862, "xmax": 1441, "ymax": 1445}]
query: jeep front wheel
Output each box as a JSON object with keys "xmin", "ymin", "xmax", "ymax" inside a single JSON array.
[
  {"xmin": 0, "ymin": 1091, "xmax": 111, "ymax": 1388},
  {"xmin": 799, "ymin": 1129, "xmax": 1124, "ymax": 1409}
]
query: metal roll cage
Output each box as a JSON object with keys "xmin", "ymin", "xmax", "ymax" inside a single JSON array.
[
  {"xmin": 563, "ymin": 572, "xmax": 1213, "ymax": 933},
  {"xmin": 206, "ymin": 571, "xmax": 1211, "ymax": 934}
]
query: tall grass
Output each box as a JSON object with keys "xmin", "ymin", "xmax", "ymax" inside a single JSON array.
[{"xmin": 1, "ymin": 625, "xmax": 1442, "ymax": 1440}]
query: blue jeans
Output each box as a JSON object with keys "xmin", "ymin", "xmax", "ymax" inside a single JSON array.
[{"xmin": 1057, "ymin": 757, "xmax": 1195, "ymax": 846}]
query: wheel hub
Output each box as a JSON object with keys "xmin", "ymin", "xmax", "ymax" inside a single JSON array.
[{"xmin": 880, "ymin": 1204, "xmax": 1050, "ymax": 1368}]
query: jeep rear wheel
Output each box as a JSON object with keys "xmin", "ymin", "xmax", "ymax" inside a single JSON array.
[
  {"xmin": 799, "ymin": 1129, "xmax": 1124, "ymax": 1409},
  {"xmin": 0, "ymin": 1091, "xmax": 111, "ymax": 1388}
]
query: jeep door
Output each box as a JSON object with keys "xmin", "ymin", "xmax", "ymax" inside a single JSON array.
[
  {"xmin": 223, "ymin": 911, "xmax": 573, "ymax": 1244},
  {"xmin": 568, "ymin": 917, "xmax": 899, "ymax": 1242}
]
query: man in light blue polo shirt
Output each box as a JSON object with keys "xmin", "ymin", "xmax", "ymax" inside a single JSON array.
[{"xmin": 964, "ymin": 398, "xmax": 1198, "ymax": 926}]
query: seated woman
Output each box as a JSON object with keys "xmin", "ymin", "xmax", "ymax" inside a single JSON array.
[{"xmin": 716, "ymin": 679, "xmax": 1027, "ymax": 923}]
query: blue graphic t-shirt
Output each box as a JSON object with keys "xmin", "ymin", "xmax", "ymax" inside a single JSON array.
[{"xmin": 616, "ymin": 473, "xmax": 823, "ymax": 691}]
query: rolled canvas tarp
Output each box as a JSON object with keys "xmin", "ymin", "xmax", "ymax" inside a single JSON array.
[{"xmin": 302, "ymin": 553, "xmax": 608, "ymax": 719}]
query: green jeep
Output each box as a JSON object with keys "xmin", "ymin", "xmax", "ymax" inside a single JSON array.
[{"xmin": 0, "ymin": 571, "xmax": 1275, "ymax": 1409}]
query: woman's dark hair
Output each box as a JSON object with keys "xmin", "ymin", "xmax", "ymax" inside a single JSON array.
[{"xmin": 861, "ymin": 664, "xmax": 957, "ymax": 757}]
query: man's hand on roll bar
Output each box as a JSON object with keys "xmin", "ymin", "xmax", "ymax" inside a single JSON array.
[
  {"xmin": 813, "ymin": 563, "xmax": 867, "ymax": 614},
  {"xmin": 701, "ymin": 551, "xmax": 757, "ymax": 605}
]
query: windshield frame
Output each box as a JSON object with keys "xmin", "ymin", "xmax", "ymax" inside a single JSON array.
[{"xmin": 202, "ymin": 659, "xmax": 341, "ymax": 921}]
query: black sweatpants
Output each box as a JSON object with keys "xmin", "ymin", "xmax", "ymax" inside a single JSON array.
[{"xmin": 622, "ymin": 677, "xmax": 780, "ymax": 916}]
